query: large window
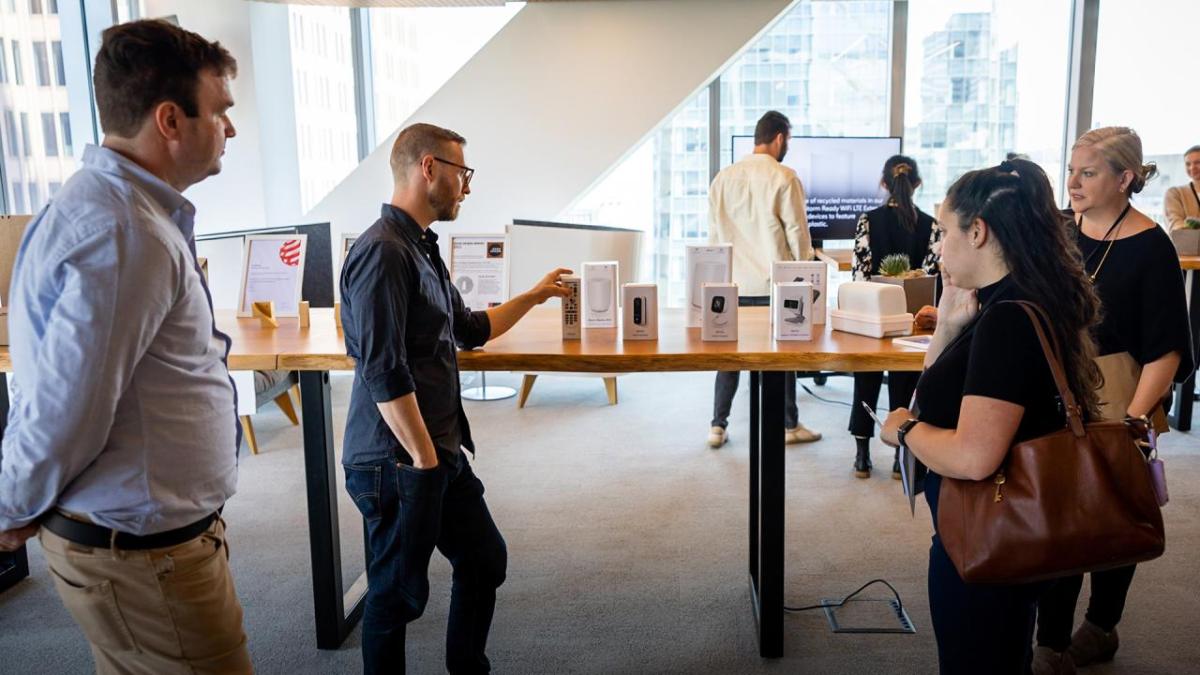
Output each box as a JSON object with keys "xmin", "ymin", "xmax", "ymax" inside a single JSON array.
[
  {"xmin": 1092, "ymin": 2, "xmax": 1200, "ymax": 226},
  {"xmin": 904, "ymin": 0, "xmax": 1073, "ymax": 213},
  {"xmin": 565, "ymin": 1, "xmax": 891, "ymax": 307},
  {"xmin": 0, "ymin": 1, "xmax": 78, "ymax": 213},
  {"xmin": 367, "ymin": 5, "xmax": 521, "ymax": 146},
  {"xmin": 287, "ymin": 5, "xmax": 358, "ymax": 213}
]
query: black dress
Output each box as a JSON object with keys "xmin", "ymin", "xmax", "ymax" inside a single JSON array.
[
  {"xmin": 915, "ymin": 277, "xmax": 1065, "ymax": 674},
  {"xmin": 1035, "ymin": 225, "xmax": 1193, "ymax": 650},
  {"xmin": 848, "ymin": 204, "xmax": 940, "ymax": 439}
]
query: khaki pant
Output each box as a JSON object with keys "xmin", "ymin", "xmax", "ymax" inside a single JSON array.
[{"xmin": 39, "ymin": 518, "xmax": 253, "ymax": 675}]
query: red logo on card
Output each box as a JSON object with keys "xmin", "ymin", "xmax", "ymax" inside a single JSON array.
[{"xmin": 279, "ymin": 239, "xmax": 302, "ymax": 267}]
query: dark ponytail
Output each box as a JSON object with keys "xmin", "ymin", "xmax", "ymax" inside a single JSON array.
[
  {"xmin": 944, "ymin": 158, "xmax": 1102, "ymax": 418},
  {"xmin": 882, "ymin": 155, "xmax": 921, "ymax": 232}
]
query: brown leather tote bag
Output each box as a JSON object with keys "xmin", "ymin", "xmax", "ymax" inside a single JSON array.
[{"xmin": 935, "ymin": 301, "xmax": 1165, "ymax": 584}]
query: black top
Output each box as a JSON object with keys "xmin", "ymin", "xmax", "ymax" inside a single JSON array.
[
  {"xmin": 851, "ymin": 203, "xmax": 940, "ymax": 281},
  {"xmin": 339, "ymin": 204, "xmax": 492, "ymax": 467},
  {"xmin": 1075, "ymin": 225, "xmax": 1194, "ymax": 380},
  {"xmin": 915, "ymin": 278, "xmax": 1066, "ymax": 524}
]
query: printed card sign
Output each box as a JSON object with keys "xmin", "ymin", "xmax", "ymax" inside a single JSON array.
[
  {"xmin": 449, "ymin": 234, "xmax": 508, "ymax": 309},
  {"xmin": 238, "ymin": 234, "xmax": 308, "ymax": 317}
]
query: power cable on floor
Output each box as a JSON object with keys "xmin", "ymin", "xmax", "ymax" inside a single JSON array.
[{"xmin": 785, "ymin": 578, "xmax": 905, "ymax": 613}]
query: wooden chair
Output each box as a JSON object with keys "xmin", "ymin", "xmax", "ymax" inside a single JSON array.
[{"xmin": 239, "ymin": 370, "xmax": 300, "ymax": 455}]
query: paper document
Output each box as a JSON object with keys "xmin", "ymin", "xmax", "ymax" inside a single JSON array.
[{"xmin": 238, "ymin": 234, "xmax": 307, "ymax": 316}]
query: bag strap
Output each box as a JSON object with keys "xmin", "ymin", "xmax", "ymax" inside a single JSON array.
[
  {"xmin": 1001, "ymin": 300, "xmax": 1087, "ymax": 437},
  {"xmin": 1190, "ymin": 183, "xmax": 1200, "ymax": 212}
]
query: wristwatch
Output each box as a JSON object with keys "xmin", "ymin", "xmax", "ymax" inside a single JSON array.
[{"xmin": 897, "ymin": 418, "xmax": 921, "ymax": 448}]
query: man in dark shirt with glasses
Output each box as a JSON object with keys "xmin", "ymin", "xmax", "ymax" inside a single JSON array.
[{"xmin": 340, "ymin": 122, "xmax": 570, "ymax": 674}]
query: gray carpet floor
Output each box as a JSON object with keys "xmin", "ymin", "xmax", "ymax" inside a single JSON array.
[{"xmin": 1, "ymin": 371, "xmax": 1198, "ymax": 674}]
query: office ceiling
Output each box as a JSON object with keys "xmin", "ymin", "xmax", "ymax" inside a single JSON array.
[{"xmin": 247, "ymin": 1, "xmax": 581, "ymax": 6}]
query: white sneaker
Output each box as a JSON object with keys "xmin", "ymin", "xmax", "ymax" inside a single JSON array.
[
  {"xmin": 785, "ymin": 424, "xmax": 822, "ymax": 444},
  {"xmin": 708, "ymin": 426, "xmax": 728, "ymax": 448}
]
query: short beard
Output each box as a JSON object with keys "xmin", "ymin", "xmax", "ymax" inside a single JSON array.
[{"xmin": 429, "ymin": 184, "xmax": 460, "ymax": 222}]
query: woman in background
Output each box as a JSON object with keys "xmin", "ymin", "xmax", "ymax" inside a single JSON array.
[
  {"xmin": 848, "ymin": 155, "xmax": 939, "ymax": 478},
  {"xmin": 1162, "ymin": 144, "xmax": 1200, "ymax": 230}
]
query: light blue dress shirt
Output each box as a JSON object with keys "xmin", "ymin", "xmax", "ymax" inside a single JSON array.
[{"xmin": 0, "ymin": 145, "xmax": 239, "ymax": 535}]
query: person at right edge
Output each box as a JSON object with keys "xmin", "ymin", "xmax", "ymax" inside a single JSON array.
[
  {"xmin": 879, "ymin": 158, "xmax": 1104, "ymax": 674},
  {"xmin": 1162, "ymin": 144, "xmax": 1200, "ymax": 230},
  {"xmin": 1034, "ymin": 127, "xmax": 1193, "ymax": 673},
  {"xmin": 848, "ymin": 155, "xmax": 940, "ymax": 479},
  {"xmin": 706, "ymin": 110, "xmax": 819, "ymax": 448},
  {"xmin": 340, "ymin": 122, "xmax": 571, "ymax": 674}
]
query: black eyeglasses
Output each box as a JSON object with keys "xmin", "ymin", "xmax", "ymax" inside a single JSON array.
[{"xmin": 432, "ymin": 157, "xmax": 475, "ymax": 187}]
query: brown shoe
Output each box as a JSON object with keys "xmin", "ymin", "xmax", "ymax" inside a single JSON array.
[
  {"xmin": 1067, "ymin": 620, "xmax": 1118, "ymax": 666},
  {"xmin": 1032, "ymin": 646, "xmax": 1077, "ymax": 675}
]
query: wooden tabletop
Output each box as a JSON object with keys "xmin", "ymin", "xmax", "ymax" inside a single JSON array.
[
  {"xmin": 1180, "ymin": 255, "xmax": 1200, "ymax": 270},
  {"xmin": 273, "ymin": 307, "xmax": 928, "ymax": 373},
  {"xmin": 0, "ymin": 307, "xmax": 929, "ymax": 374},
  {"xmin": 815, "ymin": 248, "xmax": 853, "ymax": 272}
]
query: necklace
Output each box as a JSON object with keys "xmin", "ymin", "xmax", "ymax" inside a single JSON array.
[{"xmin": 1081, "ymin": 202, "xmax": 1133, "ymax": 283}]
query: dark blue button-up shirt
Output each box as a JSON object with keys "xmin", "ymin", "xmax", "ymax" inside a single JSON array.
[{"xmin": 340, "ymin": 204, "xmax": 491, "ymax": 466}]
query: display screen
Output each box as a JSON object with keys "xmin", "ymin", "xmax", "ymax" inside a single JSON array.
[{"xmin": 730, "ymin": 136, "xmax": 902, "ymax": 240}]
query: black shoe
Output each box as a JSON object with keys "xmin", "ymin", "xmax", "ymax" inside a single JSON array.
[
  {"xmin": 892, "ymin": 448, "xmax": 902, "ymax": 480},
  {"xmin": 854, "ymin": 438, "xmax": 872, "ymax": 478}
]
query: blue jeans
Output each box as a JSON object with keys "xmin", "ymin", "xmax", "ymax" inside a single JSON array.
[{"xmin": 345, "ymin": 454, "xmax": 507, "ymax": 674}]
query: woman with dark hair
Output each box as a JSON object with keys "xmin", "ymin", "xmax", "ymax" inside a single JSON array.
[
  {"xmin": 880, "ymin": 158, "xmax": 1103, "ymax": 673},
  {"xmin": 1035, "ymin": 127, "xmax": 1193, "ymax": 672},
  {"xmin": 848, "ymin": 155, "xmax": 940, "ymax": 478}
]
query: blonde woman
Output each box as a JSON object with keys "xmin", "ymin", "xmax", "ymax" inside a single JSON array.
[{"xmin": 1035, "ymin": 127, "xmax": 1193, "ymax": 672}]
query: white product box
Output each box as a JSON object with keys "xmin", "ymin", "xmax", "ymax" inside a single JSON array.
[
  {"xmin": 622, "ymin": 283, "xmax": 658, "ymax": 341},
  {"xmin": 561, "ymin": 275, "xmax": 581, "ymax": 340},
  {"xmin": 686, "ymin": 244, "xmax": 733, "ymax": 327},
  {"xmin": 829, "ymin": 281, "xmax": 913, "ymax": 338},
  {"xmin": 771, "ymin": 260, "xmax": 828, "ymax": 324},
  {"xmin": 772, "ymin": 282, "xmax": 814, "ymax": 341},
  {"xmin": 582, "ymin": 261, "xmax": 618, "ymax": 328},
  {"xmin": 702, "ymin": 282, "xmax": 739, "ymax": 342}
]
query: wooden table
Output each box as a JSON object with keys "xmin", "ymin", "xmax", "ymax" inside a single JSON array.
[
  {"xmin": 815, "ymin": 248, "xmax": 853, "ymax": 272},
  {"xmin": 0, "ymin": 306, "xmax": 926, "ymax": 657},
  {"xmin": 265, "ymin": 306, "xmax": 925, "ymax": 657}
]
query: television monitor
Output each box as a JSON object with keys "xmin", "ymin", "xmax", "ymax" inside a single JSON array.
[{"xmin": 730, "ymin": 136, "xmax": 903, "ymax": 240}]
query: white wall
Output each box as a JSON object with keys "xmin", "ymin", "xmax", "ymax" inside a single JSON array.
[
  {"xmin": 144, "ymin": 0, "xmax": 270, "ymax": 234},
  {"xmin": 306, "ymin": 0, "xmax": 794, "ymax": 261}
]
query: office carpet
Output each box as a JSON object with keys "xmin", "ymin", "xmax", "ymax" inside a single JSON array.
[{"xmin": 1, "ymin": 371, "xmax": 1197, "ymax": 674}]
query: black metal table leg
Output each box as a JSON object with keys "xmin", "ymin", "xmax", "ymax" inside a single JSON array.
[
  {"xmin": 0, "ymin": 372, "xmax": 29, "ymax": 594},
  {"xmin": 748, "ymin": 370, "xmax": 785, "ymax": 658},
  {"xmin": 749, "ymin": 370, "xmax": 759, "ymax": 587},
  {"xmin": 299, "ymin": 370, "xmax": 366, "ymax": 649},
  {"xmin": 1171, "ymin": 269, "xmax": 1200, "ymax": 431}
]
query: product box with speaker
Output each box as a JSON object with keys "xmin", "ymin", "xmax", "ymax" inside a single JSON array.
[
  {"xmin": 772, "ymin": 281, "xmax": 813, "ymax": 341},
  {"xmin": 561, "ymin": 275, "xmax": 581, "ymax": 340},
  {"xmin": 771, "ymin": 260, "xmax": 828, "ymax": 325},
  {"xmin": 686, "ymin": 244, "xmax": 732, "ymax": 327},
  {"xmin": 622, "ymin": 283, "xmax": 658, "ymax": 341},
  {"xmin": 702, "ymin": 282, "xmax": 738, "ymax": 342},
  {"xmin": 582, "ymin": 261, "xmax": 618, "ymax": 328}
]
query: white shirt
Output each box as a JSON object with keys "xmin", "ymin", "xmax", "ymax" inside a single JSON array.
[{"xmin": 707, "ymin": 153, "xmax": 813, "ymax": 296}]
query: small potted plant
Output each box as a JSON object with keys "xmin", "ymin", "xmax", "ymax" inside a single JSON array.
[
  {"xmin": 1172, "ymin": 218, "xmax": 1200, "ymax": 256},
  {"xmin": 874, "ymin": 254, "xmax": 936, "ymax": 314}
]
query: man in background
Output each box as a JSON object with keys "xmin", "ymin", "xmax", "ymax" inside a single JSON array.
[{"xmin": 706, "ymin": 110, "xmax": 819, "ymax": 448}]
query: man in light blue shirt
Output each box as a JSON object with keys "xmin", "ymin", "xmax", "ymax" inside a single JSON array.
[{"xmin": 0, "ymin": 20, "xmax": 252, "ymax": 674}]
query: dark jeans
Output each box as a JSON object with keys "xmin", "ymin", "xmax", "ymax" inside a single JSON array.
[
  {"xmin": 712, "ymin": 370, "xmax": 798, "ymax": 429},
  {"xmin": 346, "ymin": 453, "xmax": 507, "ymax": 674},
  {"xmin": 1036, "ymin": 565, "xmax": 1137, "ymax": 651},
  {"xmin": 849, "ymin": 371, "xmax": 920, "ymax": 438},
  {"xmin": 929, "ymin": 535, "xmax": 1044, "ymax": 674}
]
